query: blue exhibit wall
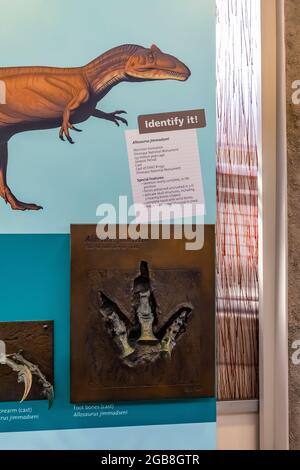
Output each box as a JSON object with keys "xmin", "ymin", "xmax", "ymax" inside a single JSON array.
[
  {"xmin": 0, "ymin": 235, "xmax": 216, "ymax": 447},
  {"xmin": 0, "ymin": 424, "xmax": 216, "ymax": 451},
  {"xmin": 0, "ymin": 0, "xmax": 216, "ymax": 450},
  {"xmin": 0, "ymin": 235, "xmax": 217, "ymax": 435}
]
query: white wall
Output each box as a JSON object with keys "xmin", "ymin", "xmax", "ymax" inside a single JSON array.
[
  {"xmin": 217, "ymin": 401, "xmax": 259, "ymax": 450},
  {"xmin": 217, "ymin": 412, "xmax": 259, "ymax": 450}
]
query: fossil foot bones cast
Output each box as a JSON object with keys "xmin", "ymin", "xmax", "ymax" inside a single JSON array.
[
  {"xmin": 98, "ymin": 261, "xmax": 193, "ymax": 368},
  {"xmin": 0, "ymin": 351, "xmax": 54, "ymax": 409}
]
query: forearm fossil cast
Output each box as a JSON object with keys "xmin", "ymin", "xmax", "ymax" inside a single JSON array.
[
  {"xmin": 0, "ymin": 44, "xmax": 190, "ymax": 211},
  {"xmin": 0, "ymin": 351, "xmax": 54, "ymax": 409},
  {"xmin": 98, "ymin": 261, "xmax": 193, "ymax": 367}
]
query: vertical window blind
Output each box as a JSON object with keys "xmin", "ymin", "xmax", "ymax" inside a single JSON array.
[{"xmin": 216, "ymin": 0, "xmax": 259, "ymax": 400}]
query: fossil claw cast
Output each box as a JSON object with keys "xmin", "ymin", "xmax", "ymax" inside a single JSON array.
[
  {"xmin": 5, "ymin": 357, "xmax": 32, "ymax": 403},
  {"xmin": 2, "ymin": 352, "xmax": 54, "ymax": 409},
  {"xmin": 18, "ymin": 365, "xmax": 33, "ymax": 403},
  {"xmin": 41, "ymin": 382, "xmax": 54, "ymax": 410}
]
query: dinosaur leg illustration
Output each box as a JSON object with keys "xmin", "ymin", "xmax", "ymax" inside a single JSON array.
[
  {"xmin": 92, "ymin": 109, "xmax": 128, "ymax": 127},
  {"xmin": 0, "ymin": 142, "xmax": 42, "ymax": 211},
  {"xmin": 59, "ymin": 89, "xmax": 89, "ymax": 144}
]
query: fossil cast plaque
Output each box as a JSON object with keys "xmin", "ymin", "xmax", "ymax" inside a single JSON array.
[
  {"xmin": 0, "ymin": 321, "xmax": 54, "ymax": 403},
  {"xmin": 71, "ymin": 225, "xmax": 215, "ymax": 403}
]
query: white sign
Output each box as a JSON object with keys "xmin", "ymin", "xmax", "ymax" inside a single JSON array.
[{"xmin": 125, "ymin": 129, "xmax": 205, "ymax": 222}]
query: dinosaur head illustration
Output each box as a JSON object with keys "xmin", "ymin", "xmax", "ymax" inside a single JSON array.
[{"xmin": 125, "ymin": 44, "xmax": 191, "ymax": 82}]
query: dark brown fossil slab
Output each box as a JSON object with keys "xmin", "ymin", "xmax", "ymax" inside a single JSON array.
[
  {"xmin": 0, "ymin": 321, "xmax": 54, "ymax": 403},
  {"xmin": 71, "ymin": 225, "xmax": 215, "ymax": 403}
]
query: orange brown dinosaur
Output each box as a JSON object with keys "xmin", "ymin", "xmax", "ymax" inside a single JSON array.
[{"xmin": 0, "ymin": 44, "xmax": 190, "ymax": 211}]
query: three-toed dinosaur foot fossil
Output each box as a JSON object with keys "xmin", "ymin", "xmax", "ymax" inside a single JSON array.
[{"xmin": 98, "ymin": 261, "xmax": 193, "ymax": 368}]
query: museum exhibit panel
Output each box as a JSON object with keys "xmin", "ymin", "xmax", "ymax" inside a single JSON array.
[
  {"xmin": 0, "ymin": 0, "xmax": 299, "ymax": 453},
  {"xmin": 0, "ymin": 0, "xmax": 216, "ymax": 451}
]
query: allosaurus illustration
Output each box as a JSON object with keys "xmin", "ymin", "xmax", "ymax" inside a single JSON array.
[{"xmin": 0, "ymin": 44, "xmax": 190, "ymax": 211}]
